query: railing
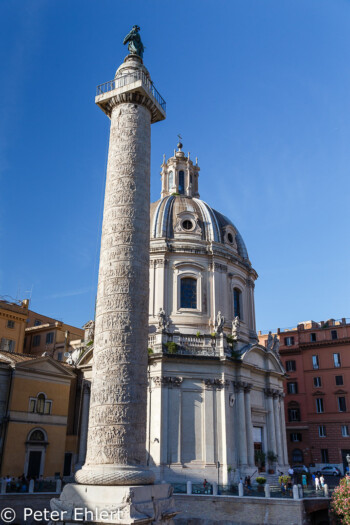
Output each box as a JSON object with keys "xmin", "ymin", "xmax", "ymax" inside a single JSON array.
[
  {"xmin": 3, "ymin": 479, "xmax": 61, "ymax": 494},
  {"xmin": 96, "ymin": 71, "xmax": 166, "ymax": 112},
  {"xmin": 176, "ymin": 335, "xmax": 219, "ymax": 357},
  {"xmin": 171, "ymin": 482, "xmax": 330, "ymax": 499},
  {"xmin": 148, "ymin": 333, "xmax": 221, "ymax": 358}
]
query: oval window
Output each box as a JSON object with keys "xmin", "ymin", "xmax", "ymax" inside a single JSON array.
[{"xmin": 182, "ymin": 220, "xmax": 193, "ymax": 230}]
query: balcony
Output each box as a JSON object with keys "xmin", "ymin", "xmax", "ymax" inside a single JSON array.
[
  {"xmin": 148, "ymin": 332, "xmax": 232, "ymax": 358},
  {"xmin": 96, "ymin": 70, "xmax": 166, "ymax": 115}
]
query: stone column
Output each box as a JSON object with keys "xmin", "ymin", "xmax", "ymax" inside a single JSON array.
[
  {"xmin": 279, "ymin": 393, "xmax": 289, "ymax": 466},
  {"xmin": 273, "ymin": 392, "xmax": 283, "ymax": 466},
  {"xmin": 244, "ymin": 384, "xmax": 255, "ymax": 467},
  {"xmin": 265, "ymin": 388, "xmax": 277, "ymax": 455},
  {"xmin": 50, "ymin": 42, "xmax": 176, "ymax": 525},
  {"xmin": 75, "ymin": 54, "xmax": 166, "ymax": 487},
  {"xmin": 235, "ymin": 382, "xmax": 247, "ymax": 466},
  {"xmin": 77, "ymin": 382, "xmax": 91, "ymax": 467}
]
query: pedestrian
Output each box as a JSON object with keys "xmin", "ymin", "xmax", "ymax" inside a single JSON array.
[
  {"xmin": 315, "ymin": 476, "xmax": 320, "ymax": 490},
  {"xmin": 203, "ymin": 478, "xmax": 207, "ymax": 491},
  {"xmin": 302, "ymin": 474, "xmax": 307, "ymax": 487},
  {"xmin": 320, "ymin": 475, "xmax": 325, "ymax": 488},
  {"xmin": 312, "ymin": 473, "xmax": 316, "ymax": 486}
]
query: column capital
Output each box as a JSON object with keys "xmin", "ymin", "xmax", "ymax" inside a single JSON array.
[
  {"xmin": 234, "ymin": 380, "xmax": 251, "ymax": 392},
  {"xmin": 204, "ymin": 378, "xmax": 228, "ymax": 389},
  {"xmin": 152, "ymin": 376, "xmax": 183, "ymax": 387}
]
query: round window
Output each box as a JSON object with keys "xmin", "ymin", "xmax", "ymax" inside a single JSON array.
[
  {"xmin": 182, "ymin": 220, "xmax": 193, "ymax": 231},
  {"xmin": 227, "ymin": 233, "xmax": 234, "ymax": 243}
]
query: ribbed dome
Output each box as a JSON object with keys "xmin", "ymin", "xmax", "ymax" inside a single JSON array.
[{"xmin": 150, "ymin": 195, "xmax": 249, "ymax": 260}]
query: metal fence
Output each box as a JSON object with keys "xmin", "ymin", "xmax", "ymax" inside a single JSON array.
[{"xmin": 96, "ymin": 71, "xmax": 166, "ymax": 111}]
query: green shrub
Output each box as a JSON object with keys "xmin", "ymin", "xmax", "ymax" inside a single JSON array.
[
  {"xmin": 148, "ymin": 348, "xmax": 154, "ymax": 355},
  {"xmin": 196, "ymin": 331, "xmax": 201, "ymax": 338},
  {"xmin": 256, "ymin": 477, "xmax": 266, "ymax": 485},
  {"xmin": 164, "ymin": 341, "xmax": 178, "ymax": 354}
]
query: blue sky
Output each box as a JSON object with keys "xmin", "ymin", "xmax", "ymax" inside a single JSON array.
[{"xmin": 1, "ymin": 0, "xmax": 349, "ymax": 332}]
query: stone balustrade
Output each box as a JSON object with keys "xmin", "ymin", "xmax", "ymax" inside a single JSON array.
[{"xmin": 148, "ymin": 332, "xmax": 233, "ymax": 358}]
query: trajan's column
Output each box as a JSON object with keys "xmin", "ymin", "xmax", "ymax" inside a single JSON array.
[{"xmin": 51, "ymin": 26, "xmax": 176, "ymax": 524}]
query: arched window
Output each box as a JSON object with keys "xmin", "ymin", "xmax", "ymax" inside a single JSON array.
[
  {"xmin": 178, "ymin": 171, "xmax": 185, "ymax": 194},
  {"xmin": 168, "ymin": 171, "xmax": 174, "ymax": 191},
  {"xmin": 292, "ymin": 448, "xmax": 304, "ymax": 463},
  {"xmin": 180, "ymin": 277, "xmax": 197, "ymax": 309},
  {"xmin": 233, "ymin": 288, "xmax": 242, "ymax": 319},
  {"xmin": 29, "ymin": 393, "xmax": 52, "ymax": 415},
  {"xmin": 36, "ymin": 394, "xmax": 45, "ymax": 414},
  {"xmin": 29, "ymin": 429, "xmax": 45, "ymax": 442}
]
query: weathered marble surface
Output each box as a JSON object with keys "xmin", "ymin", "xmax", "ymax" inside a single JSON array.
[{"xmin": 76, "ymin": 83, "xmax": 153, "ymax": 485}]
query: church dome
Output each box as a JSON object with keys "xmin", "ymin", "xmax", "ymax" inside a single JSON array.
[{"xmin": 150, "ymin": 195, "xmax": 249, "ymax": 261}]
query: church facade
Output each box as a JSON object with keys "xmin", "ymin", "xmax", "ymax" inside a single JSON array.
[{"xmin": 76, "ymin": 142, "xmax": 289, "ymax": 484}]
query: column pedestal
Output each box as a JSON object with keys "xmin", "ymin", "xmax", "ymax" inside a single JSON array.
[{"xmin": 50, "ymin": 484, "xmax": 176, "ymax": 524}]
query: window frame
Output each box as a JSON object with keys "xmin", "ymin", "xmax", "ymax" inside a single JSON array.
[
  {"xmin": 288, "ymin": 407, "xmax": 301, "ymax": 422},
  {"xmin": 233, "ymin": 287, "xmax": 242, "ymax": 320},
  {"xmin": 290, "ymin": 432, "xmax": 302, "ymax": 442},
  {"xmin": 318, "ymin": 425, "xmax": 326, "ymax": 437},
  {"xmin": 338, "ymin": 396, "xmax": 347, "ymax": 413},
  {"xmin": 46, "ymin": 332, "xmax": 54, "ymax": 344},
  {"xmin": 313, "ymin": 377, "xmax": 322, "ymax": 388},
  {"xmin": 333, "ymin": 353, "xmax": 341, "ymax": 368},
  {"xmin": 286, "ymin": 360, "xmax": 296, "ymax": 372},
  {"xmin": 29, "ymin": 393, "xmax": 52, "ymax": 415},
  {"xmin": 284, "ymin": 336, "xmax": 295, "ymax": 346},
  {"xmin": 335, "ymin": 375, "xmax": 344, "ymax": 386},
  {"xmin": 312, "ymin": 355, "xmax": 319, "ymax": 370},
  {"xmin": 178, "ymin": 170, "xmax": 185, "ymax": 194},
  {"xmin": 341, "ymin": 425, "xmax": 349, "ymax": 437},
  {"xmin": 331, "ymin": 330, "xmax": 338, "ymax": 340},
  {"xmin": 32, "ymin": 334, "xmax": 41, "ymax": 347},
  {"xmin": 310, "ymin": 332, "xmax": 317, "ymax": 342},
  {"xmin": 287, "ymin": 382, "xmax": 298, "ymax": 394},
  {"xmin": 7, "ymin": 320, "xmax": 15, "ymax": 329},
  {"xmin": 175, "ymin": 268, "xmax": 202, "ymax": 313},
  {"xmin": 316, "ymin": 398, "xmax": 324, "ymax": 413}
]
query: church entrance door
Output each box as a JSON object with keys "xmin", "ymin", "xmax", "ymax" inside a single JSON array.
[{"xmin": 28, "ymin": 451, "xmax": 42, "ymax": 478}]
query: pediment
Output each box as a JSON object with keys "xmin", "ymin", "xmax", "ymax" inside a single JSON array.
[
  {"xmin": 77, "ymin": 346, "xmax": 94, "ymax": 367},
  {"xmin": 242, "ymin": 344, "xmax": 285, "ymax": 374},
  {"xmin": 16, "ymin": 357, "xmax": 75, "ymax": 377},
  {"xmin": 312, "ymin": 390, "xmax": 325, "ymax": 396}
]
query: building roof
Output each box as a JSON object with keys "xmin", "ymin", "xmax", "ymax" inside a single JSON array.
[{"xmin": 150, "ymin": 195, "xmax": 249, "ymax": 260}]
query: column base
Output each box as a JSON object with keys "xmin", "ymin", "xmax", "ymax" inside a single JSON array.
[
  {"xmin": 75, "ymin": 464, "xmax": 155, "ymax": 485},
  {"xmin": 50, "ymin": 483, "xmax": 177, "ymax": 524}
]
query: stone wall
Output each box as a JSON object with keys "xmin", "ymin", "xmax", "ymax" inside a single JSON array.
[{"xmin": 173, "ymin": 494, "xmax": 309, "ymax": 525}]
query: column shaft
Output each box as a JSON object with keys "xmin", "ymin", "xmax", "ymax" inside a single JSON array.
[
  {"xmin": 76, "ymin": 92, "xmax": 155, "ymax": 486},
  {"xmin": 266, "ymin": 394, "xmax": 277, "ymax": 455},
  {"xmin": 273, "ymin": 395, "xmax": 283, "ymax": 466},
  {"xmin": 280, "ymin": 395, "xmax": 289, "ymax": 466},
  {"xmin": 237, "ymin": 386, "xmax": 247, "ymax": 465},
  {"xmin": 244, "ymin": 388, "xmax": 255, "ymax": 467}
]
